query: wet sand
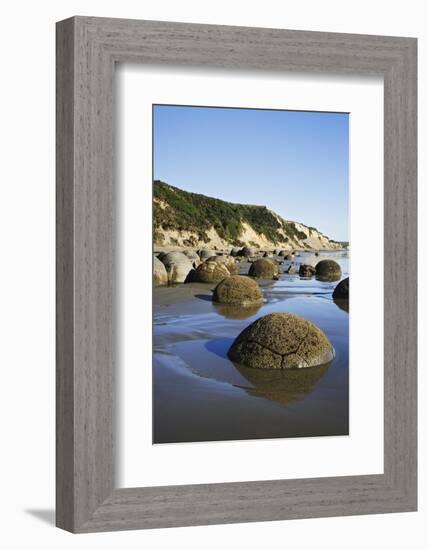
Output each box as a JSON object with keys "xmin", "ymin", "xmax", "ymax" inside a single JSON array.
[{"xmin": 153, "ymin": 251, "xmax": 349, "ymax": 444}]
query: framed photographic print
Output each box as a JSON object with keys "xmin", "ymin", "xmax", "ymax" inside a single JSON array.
[{"xmin": 56, "ymin": 17, "xmax": 417, "ymax": 532}]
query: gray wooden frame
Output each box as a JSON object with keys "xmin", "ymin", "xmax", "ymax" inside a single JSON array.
[{"xmin": 56, "ymin": 16, "xmax": 417, "ymax": 533}]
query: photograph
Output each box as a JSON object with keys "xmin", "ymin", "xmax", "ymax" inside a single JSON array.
[{"xmin": 152, "ymin": 104, "xmax": 350, "ymax": 444}]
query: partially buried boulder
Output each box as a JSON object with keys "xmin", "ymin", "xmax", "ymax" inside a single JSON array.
[
  {"xmin": 160, "ymin": 251, "xmax": 194, "ymax": 284},
  {"xmin": 228, "ymin": 312, "xmax": 335, "ymax": 369},
  {"xmin": 248, "ymin": 258, "xmax": 279, "ymax": 279},
  {"xmin": 153, "ymin": 256, "xmax": 168, "ymax": 286},
  {"xmin": 315, "ymin": 259, "xmax": 342, "ymax": 281},
  {"xmin": 299, "ymin": 264, "xmax": 316, "ymax": 277},
  {"xmin": 206, "ymin": 255, "xmax": 239, "ymax": 275},
  {"xmin": 191, "ymin": 261, "xmax": 230, "ymax": 283},
  {"xmin": 333, "ymin": 277, "xmax": 349, "ymax": 300},
  {"xmin": 213, "ymin": 275, "xmax": 263, "ymax": 306}
]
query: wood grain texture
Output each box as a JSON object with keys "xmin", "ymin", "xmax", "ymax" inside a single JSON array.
[{"xmin": 56, "ymin": 16, "xmax": 417, "ymax": 533}]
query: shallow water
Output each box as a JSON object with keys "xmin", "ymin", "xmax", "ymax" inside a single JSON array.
[{"xmin": 153, "ymin": 251, "xmax": 349, "ymax": 444}]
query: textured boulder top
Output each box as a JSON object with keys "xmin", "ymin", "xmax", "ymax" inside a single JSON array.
[
  {"xmin": 228, "ymin": 312, "xmax": 335, "ymax": 369},
  {"xmin": 206, "ymin": 255, "xmax": 239, "ymax": 275},
  {"xmin": 315, "ymin": 259, "xmax": 342, "ymax": 280},
  {"xmin": 332, "ymin": 277, "xmax": 349, "ymax": 300},
  {"xmin": 213, "ymin": 275, "xmax": 263, "ymax": 306},
  {"xmin": 191, "ymin": 260, "xmax": 230, "ymax": 283},
  {"xmin": 248, "ymin": 258, "xmax": 279, "ymax": 279},
  {"xmin": 198, "ymin": 248, "xmax": 216, "ymax": 259},
  {"xmin": 160, "ymin": 251, "xmax": 191, "ymax": 266}
]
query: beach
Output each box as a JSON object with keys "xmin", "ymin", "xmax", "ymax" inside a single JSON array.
[{"xmin": 153, "ymin": 250, "xmax": 349, "ymax": 444}]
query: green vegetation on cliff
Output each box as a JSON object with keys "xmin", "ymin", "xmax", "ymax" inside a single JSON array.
[
  {"xmin": 153, "ymin": 180, "xmax": 336, "ymax": 248},
  {"xmin": 154, "ymin": 180, "xmax": 289, "ymax": 245}
]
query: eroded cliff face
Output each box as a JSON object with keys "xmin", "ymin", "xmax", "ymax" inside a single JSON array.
[{"xmin": 153, "ymin": 181, "xmax": 343, "ymax": 251}]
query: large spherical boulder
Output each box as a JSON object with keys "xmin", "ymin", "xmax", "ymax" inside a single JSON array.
[
  {"xmin": 213, "ymin": 275, "xmax": 263, "ymax": 306},
  {"xmin": 160, "ymin": 251, "xmax": 194, "ymax": 283},
  {"xmin": 228, "ymin": 312, "xmax": 335, "ymax": 370},
  {"xmin": 199, "ymin": 248, "xmax": 216, "ymax": 260},
  {"xmin": 153, "ymin": 256, "xmax": 168, "ymax": 286},
  {"xmin": 206, "ymin": 255, "xmax": 239, "ymax": 275},
  {"xmin": 191, "ymin": 261, "xmax": 230, "ymax": 283},
  {"xmin": 333, "ymin": 277, "xmax": 349, "ymax": 300},
  {"xmin": 299, "ymin": 264, "xmax": 316, "ymax": 277},
  {"xmin": 315, "ymin": 259, "xmax": 342, "ymax": 281},
  {"xmin": 248, "ymin": 258, "xmax": 279, "ymax": 279}
]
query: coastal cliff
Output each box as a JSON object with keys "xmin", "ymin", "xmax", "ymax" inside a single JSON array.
[{"xmin": 153, "ymin": 180, "xmax": 343, "ymax": 251}]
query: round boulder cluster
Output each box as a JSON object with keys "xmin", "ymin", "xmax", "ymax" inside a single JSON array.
[
  {"xmin": 332, "ymin": 277, "xmax": 349, "ymax": 300},
  {"xmin": 153, "ymin": 256, "xmax": 168, "ymax": 286},
  {"xmin": 315, "ymin": 259, "xmax": 342, "ymax": 281},
  {"xmin": 299, "ymin": 264, "xmax": 316, "ymax": 277},
  {"xmin": 228, "ymin": 312, "xmax": 335, "ymax": 370},
  {"xmin": 160, "ymin": 251, "xmax": 194, "ymax": 284},
  {"xmin": 213, "ymin": 275, "xmax": 263, "ymax": 306},
  {"xmin": 191, "ymin": 261, "xmax": 230, "ymax": 283},
  {"xmin": 248, "ymin": 258, "xmax": 279, "ymax": 279},
  {"xmin": 206, "ymin": 255, "xmax": 239, "ymax": 275}
]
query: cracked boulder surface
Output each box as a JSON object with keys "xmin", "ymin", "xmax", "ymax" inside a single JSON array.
[
  {"xmin": 213, "ymin": 275, "xmax": 263, "ymax": 306},
  {"xmin": 228, "ymin": 312, "xmax": 335, "ymax": 369},
  {"xmin": 206, "ymin": 255, "xmax": 239, "ymax": 275},
  {"xmin": 191, "ymin": 260, "xmax": 231, "ymax": 283},
  {"xmin": 248, "ymin": 258, "xmax": 279, "ymax": 279}
]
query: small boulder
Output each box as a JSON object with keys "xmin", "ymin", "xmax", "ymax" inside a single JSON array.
[
  {"xmin": 160, "ymin": 252, "xmax": 194, "ymax": 283},
  {"xmin": 230, "ymin": 247, "xmax": 241, "ymax": 257},
  {"xmin": 228, "ymin": 312, "xmax": 335, "ymax": 370},
  {"xmin": 240, "ymin": 246, "xmax": 255, "ymax": 257},
  {"xmin": 199, "ymin": 248, "xmax": 216, "ymax": 260},
  {"xmin": 333, "ymin": 277, "xmax": 349, "ymax": 300},
  {"xmin": 183, "ymin": 249, "xmax": 199, "ymax": 261},
  {"xmin": 315, "ymin": 259, "xmax": 342, "ymax": 281},
  {"xmin": 191, "ymin": 261, "xmax": 231, "ymax": 283},
  {"xmin": 286, "ymin": 265, "xmax": 296, "ymax": 274},
  {"xmin": 213, "ymin": 275, "xmax": 263, "ymax": 306},
  {"xmin": 153, "ymin": 256, "xmax": 168, "ymax": 286},
  {"xmin": 248, "ymin": 258, "xmax": 279, "ymax": 279},
  {"xmin": 299, "ymin": 264, "xmax": 316, "ymax": 277}
]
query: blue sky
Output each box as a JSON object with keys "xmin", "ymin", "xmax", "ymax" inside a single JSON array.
[{"xmin": 153, "ymin": 105, "xmax": 349, "ymax": 241}]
